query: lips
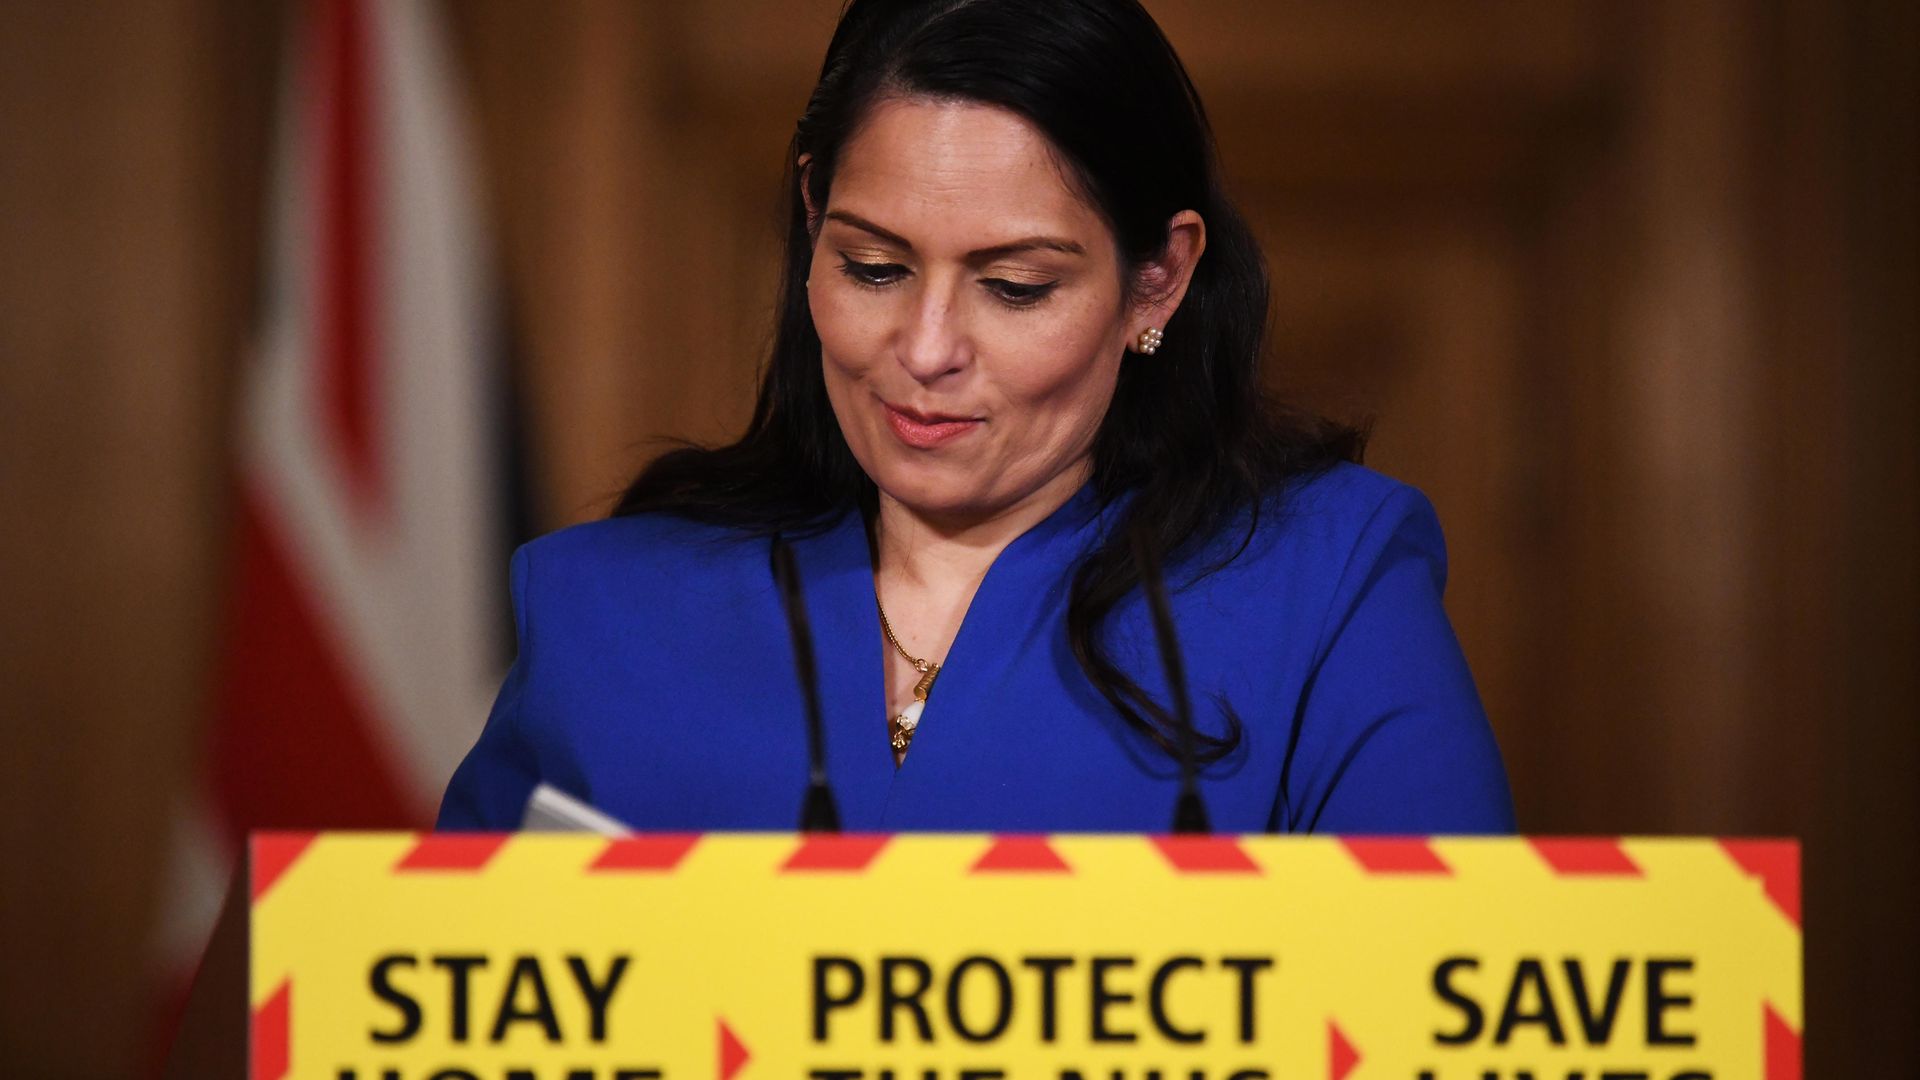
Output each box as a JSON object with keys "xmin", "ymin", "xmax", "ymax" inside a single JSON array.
[{"xmin": 882, "ymin": 400, "xmax": 982, "ymax": 449}]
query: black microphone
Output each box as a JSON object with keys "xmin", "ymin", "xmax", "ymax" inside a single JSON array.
[
  {"xmin": 1131, "ymin": 522, "xmax": 1212, "ymax": 834},
  {"xmin": 771, "ymin": 536, "xmax": 842, "ymax": 832}
]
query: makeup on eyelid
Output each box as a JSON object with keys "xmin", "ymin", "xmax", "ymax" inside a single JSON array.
[{"xmin": 834, "ymin": 254, "xmax": 1060, "ymax": 306}]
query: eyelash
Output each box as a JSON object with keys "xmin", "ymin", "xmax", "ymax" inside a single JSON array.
[{"xmin": 834, "ymin": 256, "xmax": 1058, "ymax": 309}]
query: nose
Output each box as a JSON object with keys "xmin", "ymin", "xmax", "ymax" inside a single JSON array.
[{"xmin": 894, "ymin": 277, "xmax": 970, "ymax": 384}]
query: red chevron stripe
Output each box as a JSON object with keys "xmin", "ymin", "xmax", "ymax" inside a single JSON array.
[
  {"xmin": 1341, "ymin": 837, "xmax": 1451, "ymax": 874},
  {"xmin": 395, "ymin": 833, "xmax": 507, "ymax": 871},
  {"xmin": 250, "ymin": 980, "xmax": 291, "ymax": 1080},
  {"xmin": 1529, "ymin": 837, "xmax": 1643, "ymax": 876},
  {"xmin": 1328, "ymin": 1018, "xmax": 1361, "ymax": 1080},
  {"xmin": 1152, "ymin": 836, "xmax": 1261, "ymax": 873},
  {"xmin": 1720, "ymin": 839, "xmax": 1802, "ymax": 927},
  {"xmin": 250, "ymin": 833, "xmax": 319, "ymax": 903},
  {"xmin": 718, "ymin": 1017, "xmax": 751, "ymax": 1080},
  {"xmin": 1765, "ymin": 1004, "xmax": 1801, "ymax": 1080},
  {"xmin": 971, "ymin": 836, "xmax": 1071, "ymax": 873},
  {"xmin": 782, "ymin": 834, "xmax": 890, "ymax": 872},
  {"xmin": 590, "ymin": 834, "xmax": 700, "ymax": 872}
]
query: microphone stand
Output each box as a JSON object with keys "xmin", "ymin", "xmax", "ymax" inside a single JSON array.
[
  {"xmin": 1132, "ymin": 523, "xmax": 1213, "ymax": 834},
  {"xmin": 771, "ymin": 537, "xmax": 842, "ymax": 832}
]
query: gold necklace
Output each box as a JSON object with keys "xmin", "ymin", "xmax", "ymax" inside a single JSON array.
[{"xmin": 876, "ymin": 595, "xmax": 940, "ymax": 753}]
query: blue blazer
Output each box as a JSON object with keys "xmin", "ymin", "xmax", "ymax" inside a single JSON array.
[{"xmin": 436, "ymin": 463, "xmax": 1514, "ymax": 834}]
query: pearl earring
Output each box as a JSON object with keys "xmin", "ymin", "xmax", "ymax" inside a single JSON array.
[{"xmin": 1135, "ymin": 327, "xmax": 1164, "ymax": 355}]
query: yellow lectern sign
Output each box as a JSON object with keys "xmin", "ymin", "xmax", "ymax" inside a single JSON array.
[{"xmin": 249, "ymin": 834, "xmax": 1800, "ymax": 1080}]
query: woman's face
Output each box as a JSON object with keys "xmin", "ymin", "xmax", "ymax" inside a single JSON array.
[{"xmin": 807, "ymin": 98, "xmax": 1137, "ymax": 526}]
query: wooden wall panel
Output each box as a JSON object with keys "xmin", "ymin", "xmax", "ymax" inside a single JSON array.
[
  {"xmin": 0, "ymin": 1, "xmax": 1910, "ymax": 1075},
  {"xmin": 0, "ymin": 0, "xmax": 277, "ymax": 1072}
]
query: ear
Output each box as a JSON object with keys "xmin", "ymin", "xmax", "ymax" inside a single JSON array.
[
  {"xmin": 797, "ymin": 153, "xmax": 822, "ymax": 238},
  {"xmin": 1129, "ymin": 210, "xmax": 1206, "ymax": 350}
]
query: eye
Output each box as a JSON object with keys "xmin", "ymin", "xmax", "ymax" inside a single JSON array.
[
  {"xmin": 982, "ymin": 277, "xmax": 1059, "ymax": 308},
  {"xmin": 836, "ymin": 255, "xmax": 908, "ymax": 289}
]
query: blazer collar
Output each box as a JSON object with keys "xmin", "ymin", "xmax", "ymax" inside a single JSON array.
[{"xmin": 782, "ymin": 479, "xmax": 1116, "ymax": 827}]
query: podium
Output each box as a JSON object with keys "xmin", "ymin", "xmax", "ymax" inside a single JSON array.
[{"xmin": 245, "ymin": 833, "xmax": 1799, "ymax": 1080}]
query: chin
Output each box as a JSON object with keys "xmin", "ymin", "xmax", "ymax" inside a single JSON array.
[{"xmin": 867, "ymin": 457, "xmax": 999, "ymax": 519}]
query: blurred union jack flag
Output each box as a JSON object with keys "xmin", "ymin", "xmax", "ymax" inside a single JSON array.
[{"xmin": 151, "ymin": 0, "xmax": 522, "ymax": 1062}]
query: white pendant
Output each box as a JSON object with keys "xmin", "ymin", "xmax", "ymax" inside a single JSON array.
[{"xmin": 896, "ymin": 698, "xmax": 924, "ymax": 732}]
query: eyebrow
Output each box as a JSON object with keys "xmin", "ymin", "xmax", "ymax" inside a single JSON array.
[{"xmin": 824, "ymin": 210, "xmax": 1086, "ymax": 260}]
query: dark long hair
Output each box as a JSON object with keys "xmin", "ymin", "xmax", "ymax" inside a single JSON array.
[{"xmin": 616, "ymin": 0, "xmax": 1363, "ymax": 764}]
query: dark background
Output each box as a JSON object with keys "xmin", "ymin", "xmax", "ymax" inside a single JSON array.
[{"xmin": 0, "ymin": 1, "xmax": 1913, "ymax": 1075}]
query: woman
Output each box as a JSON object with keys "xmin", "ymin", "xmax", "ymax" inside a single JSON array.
[{"xmin": 437, "ymin": 0, "xmax": 1513, "ymax": 835}]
